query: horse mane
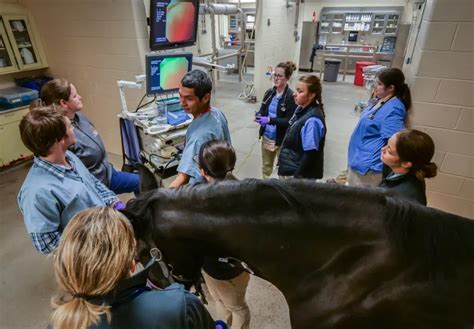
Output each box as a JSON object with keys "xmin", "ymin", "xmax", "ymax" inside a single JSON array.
[
  {"xmin": 123, "ymin": 178, "xmax": 474, "ymax": 275},
  {"xmin": 384, "ymin": 197, "xmax": 474, "ymax": 274}
]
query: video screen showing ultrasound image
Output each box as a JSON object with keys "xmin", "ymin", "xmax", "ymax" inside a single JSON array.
[
  {"xmin": 150, "ymin": 0, "xmax": 198, "ymax": 50},
  {"xmin": 146, "ymin": 53, "xmax": 193, "ymax": 95}
]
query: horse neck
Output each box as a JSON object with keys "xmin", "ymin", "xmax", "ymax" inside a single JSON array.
[{"xmin": 156, "ymin": 182, "xmax": 387, "ymax": 292}]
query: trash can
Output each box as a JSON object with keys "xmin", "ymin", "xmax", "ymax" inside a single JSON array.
[
  {"xmin": 354, "ymin": 61, "xmax": 376, "ymax": 86},
  {"xmin": 323, "ymin": 58, "xmax": 342, "ymax": 82}
]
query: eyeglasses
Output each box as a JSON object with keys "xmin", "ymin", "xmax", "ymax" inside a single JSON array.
[{"xmin": 273, "ymin": 74, "xmax": 285, "ymax": 79}]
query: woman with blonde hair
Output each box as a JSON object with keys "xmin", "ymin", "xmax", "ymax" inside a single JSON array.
[{"xmin": 50, "ymin": 207, "xmax": 214, "ymax": 329}]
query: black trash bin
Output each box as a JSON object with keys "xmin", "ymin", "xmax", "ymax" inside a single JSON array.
[{"xmin": 324, "ymin": 58, "xmax": 341, "ymax": 82}]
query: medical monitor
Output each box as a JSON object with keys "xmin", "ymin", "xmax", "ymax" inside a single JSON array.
[
  {"xmin": 149, "ymin": 0, "xmax": 199, "ymax": 50},
  {"xmin": 145, "ymin": 52, "xmax": 193, "ymax": 95}
]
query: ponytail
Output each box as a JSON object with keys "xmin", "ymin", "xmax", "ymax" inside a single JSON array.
[
  {"xmin": 315, "ymin": 93, "xmax": 325, "ymax": 118},
  {"xmin": 51, "ymin": 208, "xmax": 136, "ymax": 329},
  {"xmin": 398, "ymin": 82, "xmax": 412, "ymax": 111},
  {"xmin": 51, "ymin": 296, "xmax": 111, "ymax": 329},
  {"xmin": 415, "ymin": 162, "xmax": 437, "ymax": 181}
]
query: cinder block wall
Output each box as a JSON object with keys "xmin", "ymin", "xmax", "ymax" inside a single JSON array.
[{"xmin": 406, "ymin": 0, "xmax": 473, "ymax": 218}]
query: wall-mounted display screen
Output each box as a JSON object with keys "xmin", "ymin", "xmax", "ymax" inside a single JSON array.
[
  {"xmin": 149, "ymin": 0, "xmax": 199, "ymax": 50},
  {"xmin": 348, "ymin": 31, "xmax": 359, "ymax": 42},
  {"xmin": 145, "ymin": 52, "xmax": 193, "ymax": 95}
]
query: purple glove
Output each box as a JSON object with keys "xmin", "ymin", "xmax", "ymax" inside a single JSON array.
[
  {"xmin": 113, "ymin": 201, "xmax": 126, "ymax": 211},
  {"xmin": 255, "ymin": 116, "xmax": 270, "ymax": 126}
]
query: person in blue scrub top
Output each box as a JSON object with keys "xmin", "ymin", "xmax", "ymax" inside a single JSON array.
[
  {"xmin": 17, "ymin": 107, "xmax": 122, "ymax": 254},
  {"xmin": 347, "ymin": 68, "xmax": 412, "ymax": 187},
  {"xmin": 278, "ymin": 75, "xmax": 326, "ymax": 179},
  {"xmin": 255, "ymin": 61, "xmax": 298, "ymax": 178},
  {"xmin": 169, "ymin": 70, "xmax": 231, "ymax": 188}
]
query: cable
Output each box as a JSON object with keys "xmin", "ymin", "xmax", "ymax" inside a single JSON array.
[{"xmin": 238, "ymin": 0, "xmax": 259, "ymax": 103}]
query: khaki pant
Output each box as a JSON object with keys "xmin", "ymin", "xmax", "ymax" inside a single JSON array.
[
  {"xmin": 261, "ymin": 143, "xmax": 280, "ymax": 179},
  {"xmin": 347, "ymin": 167, "xmax": 382, "ymax": 187},
  {"xmin": 203, "ymin": 271, "xmax": 251, "ymax": 329}
]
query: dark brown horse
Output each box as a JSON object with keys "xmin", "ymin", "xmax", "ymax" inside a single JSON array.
[{"xmin": 122, "ymin": 178, "xmax": 474, "ymax": 329}]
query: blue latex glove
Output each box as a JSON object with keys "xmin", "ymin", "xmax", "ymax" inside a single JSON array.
[
  {"xmin": 255, "ymin": 116, "xmax": 270, "ymax": 126},
  {"xmin": 113, "ymin": 201, "xmax": 126, "ymax": 211}
]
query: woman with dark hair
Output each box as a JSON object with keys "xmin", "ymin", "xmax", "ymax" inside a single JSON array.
[
  {"xmin": 197, "ymin": 140, "xmax": 250, "ymax": 329},
  {"xmin": 255, "ymin": 61, "xmax": 298, "ymax": 178},
  {"xmin": 198, "ymin": 139, "xmax": 237, "ymax": 181},
  {"xmin": 278, "ymin": 75, "xmax": 326, "ymax": 179},
  {"xmin": 347, "ymin": 67, "xmax": 412, "ymax": 187},
  {"xmin": 379, "ymin": 129, "xmax": 437, "ymax": 205}
]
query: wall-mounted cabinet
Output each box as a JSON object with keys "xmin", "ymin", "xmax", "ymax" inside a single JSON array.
[
  {"xmin": 0, "ymin": 12, "xmax": 47, "ymax": 75},
  {"xmin": 319, "ymin": 7, "xmax": 402, "ymax": 37},
  {"xmin": 371, "ymin": 13, "xmax": 399, "ymax": 35},
  {"xmin": 320, "ymin": 13, "xmax": 345, "ymax": 34}
]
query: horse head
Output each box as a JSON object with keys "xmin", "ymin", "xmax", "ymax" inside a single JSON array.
[{"xmin": 121, "ymin": 189, "xmax": 204, "ymax": 290}]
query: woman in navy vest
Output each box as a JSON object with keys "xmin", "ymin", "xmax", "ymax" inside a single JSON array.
[
  {"xmin": 278, "ymin": 75, "xmax": 326, "ymax": 179},
  {"xmin": 379, "ymin": 129, "xmax": 437, "ymax": 205},
  {"xmin": 255, "ymin": 61, "xmax": 298, "ymax": 178}
]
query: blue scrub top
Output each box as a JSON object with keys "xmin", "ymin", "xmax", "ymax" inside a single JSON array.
[
  {"xmin": 301, "ymin": 117, "xmax": 325, "ymax": 151},
  {"xmin": 263, "ymin": 94, "xmax": 281, "ymax": 141},
  {"xmin": 348, "ymin": 97, "xmax": 406, "ymax": 174},
  {"xmin": 177, "ymin": 107, "xmax": 231, "ymax": 183}
]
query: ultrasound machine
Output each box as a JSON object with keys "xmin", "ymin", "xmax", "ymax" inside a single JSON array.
[{"xmin": 117, "ymin": 0, "xmax": 232, "ymax": 178}]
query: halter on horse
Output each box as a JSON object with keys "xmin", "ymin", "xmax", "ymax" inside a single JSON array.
[{"xmin": 122, "ymin": 178, "xmax": 474, "ymax": 329}]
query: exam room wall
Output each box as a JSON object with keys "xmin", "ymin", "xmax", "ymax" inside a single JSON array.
[
  {"xmin": 15, "ymin": 0, "xmax": 214, "ymax": 155},
  {"xmin": 402, "ymin": 0, "xmax": 474, "ymax": 218},
  {"xmin": 16, "ymin": 0, "xmax": 148, "ymax": 155}
]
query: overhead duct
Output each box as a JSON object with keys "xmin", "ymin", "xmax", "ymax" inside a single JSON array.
[{"xmin": 199, "ymin": 4, "xmax": 240, "ymax": 15}]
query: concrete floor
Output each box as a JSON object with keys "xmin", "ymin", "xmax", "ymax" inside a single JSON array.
[{"xmin": 0, "ymin": 73, "xmax": 362, "ymax": 329}]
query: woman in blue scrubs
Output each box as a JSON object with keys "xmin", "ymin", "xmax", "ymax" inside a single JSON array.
[
  {"xmin": 278, "ymin": 75, "xmax": 326, "ymax": 179},
  {"xmin": 347, "ymin": 68, "xmax": 412, "ymax": 187}
]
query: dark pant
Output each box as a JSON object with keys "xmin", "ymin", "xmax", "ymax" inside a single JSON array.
[{"xmin": 109, "ymin": 168, "xmax": 140, "ymax": 195}]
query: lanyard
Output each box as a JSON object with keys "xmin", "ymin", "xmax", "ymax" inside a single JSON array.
[{"xmin": 368, "ymin": 95, "xmax": 395, "ymax": 120}]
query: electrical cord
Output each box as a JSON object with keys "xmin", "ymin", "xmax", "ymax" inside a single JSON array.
[{"xmin": 135, "ymin": 94, "xmax": 157, "ymax": 112}]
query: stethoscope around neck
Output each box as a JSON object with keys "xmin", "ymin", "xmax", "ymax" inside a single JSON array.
[
  {"xmin": 367, "ymin": 96, "xmax": 394, "ymax": 120},
  {"xmin": 262, "ymin": 87, "xmax": 289, "ymax": 112}
]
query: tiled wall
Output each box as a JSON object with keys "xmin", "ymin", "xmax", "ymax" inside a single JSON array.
[{"xmin": 406, "ymin": 0, "xmax": 473, "ymax": 218}]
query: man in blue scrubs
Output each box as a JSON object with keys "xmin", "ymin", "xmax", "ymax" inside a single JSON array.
[
  {"xmin": 17, "ymin": 106, "xmax": 122, "ymax": 254},
  {"xmin": 169, "ymin": 70, "xmax": 231, "ymax": 187}
]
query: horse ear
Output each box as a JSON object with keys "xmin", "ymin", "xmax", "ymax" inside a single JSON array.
[{"xmin": 136, "ymin": 163, "xmax": 162, "ymax": 193}]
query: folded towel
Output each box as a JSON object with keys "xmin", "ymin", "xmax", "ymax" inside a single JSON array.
[{"xmin": 167, "ymin": 109, "xmax": 191, "ymax": 126}]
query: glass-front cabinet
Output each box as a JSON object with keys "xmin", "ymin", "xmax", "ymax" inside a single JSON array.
[
  {"xmin": 0, "ymin": 21, "xmax": 17, "ymax": 74},
  {"xmin": 2, "ymin": 15, "xmax": 43, "ymax": 70}
]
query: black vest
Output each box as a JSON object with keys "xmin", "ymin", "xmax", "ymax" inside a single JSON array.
[{"xmin": 278, "ymin": 103, "xmax": 326, "ymax": 178}]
